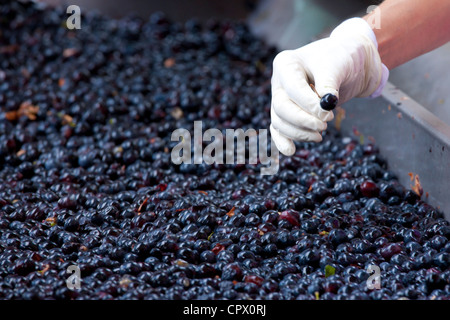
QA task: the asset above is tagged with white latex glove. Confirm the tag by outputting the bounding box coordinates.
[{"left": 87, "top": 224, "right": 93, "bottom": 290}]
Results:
[{"left": 270, "top": 18, "right": 389, "bottom": 156}]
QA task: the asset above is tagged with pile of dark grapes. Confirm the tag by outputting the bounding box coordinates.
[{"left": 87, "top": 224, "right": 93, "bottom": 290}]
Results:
[{"left": 0, "top": 1, "right": 448, "bottom": 300}]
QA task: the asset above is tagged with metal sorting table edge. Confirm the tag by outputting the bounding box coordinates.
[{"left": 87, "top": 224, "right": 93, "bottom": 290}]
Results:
[{"left": 337, "top": 81, "right": 450, "bottom": 221}]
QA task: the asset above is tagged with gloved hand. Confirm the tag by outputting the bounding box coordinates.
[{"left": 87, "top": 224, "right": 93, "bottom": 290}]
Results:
[{"left": 270, "top": 17, "right": 389, "bottom": 156}]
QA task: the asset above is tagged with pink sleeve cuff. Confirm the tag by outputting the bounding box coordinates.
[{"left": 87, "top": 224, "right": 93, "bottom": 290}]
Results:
[{"left": 369, "top": 63, "right": 389, "bottom": 98}]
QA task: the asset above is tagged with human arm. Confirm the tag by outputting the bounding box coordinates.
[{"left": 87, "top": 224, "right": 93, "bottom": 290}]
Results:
[
  {"left": 365, "top": 0, "right": 450, "bottom": 70},
  {"left": 271, "top": 0, "right": 450, "bottom": 156}
]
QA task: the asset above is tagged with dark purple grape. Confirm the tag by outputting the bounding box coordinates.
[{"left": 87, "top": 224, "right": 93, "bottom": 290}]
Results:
[
  {"left": 320, "top": 94, "right": 338, "bottom": 111},
  {"left": 0, "top": 1, "right": 447, "bottom": 301},
  {"left": 360, "top": 180, "right": 379, "bottom": 198}
]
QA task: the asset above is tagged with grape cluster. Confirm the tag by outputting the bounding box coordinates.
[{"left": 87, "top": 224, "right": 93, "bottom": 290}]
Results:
[{"left": 0, "top": 1, "right": 448, "bottom": 300}]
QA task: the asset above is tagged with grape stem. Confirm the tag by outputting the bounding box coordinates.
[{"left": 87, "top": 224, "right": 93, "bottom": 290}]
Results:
[{"left": 309, "top": 83, "right": 321, "bottom": 99}]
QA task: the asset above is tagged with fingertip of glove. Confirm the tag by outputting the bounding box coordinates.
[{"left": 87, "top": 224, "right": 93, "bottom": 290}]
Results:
[
  {"left": 270, "top": 124, "right": 296, "bottom": 156},
  {"left": 313, "top": 132, "right": 324, "bottom": 143},
  {"left": 319, "top": 109, "right": 334, "bottom": 122},
  {"left": 279, "top": 144, "right": 296, "bottom": 156}
]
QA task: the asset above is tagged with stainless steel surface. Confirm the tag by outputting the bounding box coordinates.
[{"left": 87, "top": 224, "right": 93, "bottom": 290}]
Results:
[
  {"left": 248, "top": 0, "right": 450, "bottom": 220},
  {"left": 341, "top": 83, "right": 450, "bottom": 220},
  {"left": 248, "top": 0, "right": 373, "bottom": 49},
  {"left": 388, "top": 43, "right": 450, "bottom": 126}
]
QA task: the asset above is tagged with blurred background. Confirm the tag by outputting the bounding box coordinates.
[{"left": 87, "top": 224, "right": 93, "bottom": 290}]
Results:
[{"left": 41, "top": 0, "right": 377, "bottom": 47}]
